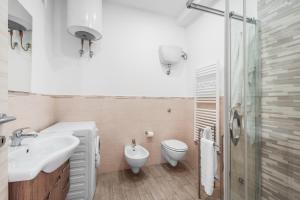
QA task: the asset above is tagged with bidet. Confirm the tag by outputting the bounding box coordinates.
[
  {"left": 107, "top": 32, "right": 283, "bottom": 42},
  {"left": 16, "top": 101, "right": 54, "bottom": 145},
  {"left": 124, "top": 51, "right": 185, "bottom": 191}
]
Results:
[{"left": 124, "top": 144, "right": 149, "bottom": 174}]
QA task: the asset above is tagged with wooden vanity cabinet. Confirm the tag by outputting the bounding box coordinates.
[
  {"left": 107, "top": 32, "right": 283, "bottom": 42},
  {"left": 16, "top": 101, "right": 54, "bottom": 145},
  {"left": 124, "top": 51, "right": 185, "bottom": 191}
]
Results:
[{"left": 9, "top": 160, "right": 70, "bottom": 200}]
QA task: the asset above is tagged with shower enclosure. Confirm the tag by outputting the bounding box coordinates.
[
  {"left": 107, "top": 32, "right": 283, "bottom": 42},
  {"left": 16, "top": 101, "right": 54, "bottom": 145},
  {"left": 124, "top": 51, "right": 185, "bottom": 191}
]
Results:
[
  {"left": 226, "top": 0, "right": 300, "bottom": 199},
  {"left": 224, "top": 0, "right": 261, "bottom": 199},
  {"left": 187, "top": 0, "right": 261, "bottom": 199},
  {"left": 188, "top": 0, "right": 300, "bottom": 199}
]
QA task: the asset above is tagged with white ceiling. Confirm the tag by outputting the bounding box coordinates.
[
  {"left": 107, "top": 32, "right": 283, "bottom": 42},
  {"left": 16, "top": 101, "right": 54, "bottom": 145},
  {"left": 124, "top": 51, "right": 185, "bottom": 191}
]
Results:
[{"left": 104, "top": 0, "right": 187, "bottom": 17}]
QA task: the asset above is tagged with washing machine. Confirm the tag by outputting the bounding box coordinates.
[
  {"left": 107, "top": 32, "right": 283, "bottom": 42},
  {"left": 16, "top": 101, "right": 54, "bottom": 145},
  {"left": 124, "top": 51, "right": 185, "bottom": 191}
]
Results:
[{"left": 41, "top": 121, "right": 100, "bottom": 200}]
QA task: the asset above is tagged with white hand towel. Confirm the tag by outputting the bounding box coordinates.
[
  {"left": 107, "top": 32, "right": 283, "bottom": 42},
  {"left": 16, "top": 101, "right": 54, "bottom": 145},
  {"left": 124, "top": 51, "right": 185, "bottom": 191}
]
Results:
[
  {"left": 200, "top": 134, "right": 212, "bottom": 185},
  {"left": 201, "top": 137, "right": 215, "bottom": 196}
]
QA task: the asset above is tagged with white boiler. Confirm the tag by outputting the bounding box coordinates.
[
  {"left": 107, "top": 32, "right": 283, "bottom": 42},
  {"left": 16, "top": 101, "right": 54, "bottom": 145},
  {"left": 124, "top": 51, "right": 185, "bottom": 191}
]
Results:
[{"left": 67, "top": 0, "right": 103, "bottom": 57}]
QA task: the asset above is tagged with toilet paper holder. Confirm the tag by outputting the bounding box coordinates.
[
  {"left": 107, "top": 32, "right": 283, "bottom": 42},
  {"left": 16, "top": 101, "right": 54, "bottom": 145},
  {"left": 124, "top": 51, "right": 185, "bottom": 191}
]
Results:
[{"left": 145, "top": 131, "right": 154, "bottom": 137}]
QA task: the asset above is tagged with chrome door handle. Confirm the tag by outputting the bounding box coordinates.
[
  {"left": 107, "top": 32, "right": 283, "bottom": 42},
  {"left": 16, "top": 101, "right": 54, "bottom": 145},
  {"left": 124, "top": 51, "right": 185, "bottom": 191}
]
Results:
[{"left": 229, "top": 109, "right": 242, "bottom": 146}]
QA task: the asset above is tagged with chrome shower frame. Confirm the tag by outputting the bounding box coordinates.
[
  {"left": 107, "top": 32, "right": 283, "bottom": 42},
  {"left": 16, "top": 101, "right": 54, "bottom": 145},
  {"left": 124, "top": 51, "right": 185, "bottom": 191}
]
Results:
[
  {"left": 186, "top": 0, "right": 256, "bottom": 24},
  {"left": 186, "top": 1, "right": 258, "bottom": 200}
]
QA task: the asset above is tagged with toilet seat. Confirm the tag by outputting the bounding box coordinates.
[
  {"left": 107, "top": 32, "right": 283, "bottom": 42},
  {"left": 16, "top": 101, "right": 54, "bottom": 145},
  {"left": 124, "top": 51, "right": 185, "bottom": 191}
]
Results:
[{"left": 161, "top": 140, "right": 188, "bottom": 152}]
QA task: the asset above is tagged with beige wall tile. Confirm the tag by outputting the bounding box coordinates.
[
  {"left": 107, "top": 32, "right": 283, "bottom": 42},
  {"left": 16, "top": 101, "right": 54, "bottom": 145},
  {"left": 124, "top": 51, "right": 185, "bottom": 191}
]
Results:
[
  {"left": 6, "top": 92, "right": 224, "bottom": 176},
  {"left": 54, "top": 96, "right": 195, "bottom": 173}
]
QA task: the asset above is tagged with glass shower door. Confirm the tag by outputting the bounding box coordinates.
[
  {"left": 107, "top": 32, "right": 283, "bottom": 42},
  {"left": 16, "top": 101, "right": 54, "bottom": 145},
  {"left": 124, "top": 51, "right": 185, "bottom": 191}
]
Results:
[
  {"left": 227, "top": 1, "right": 261, "bottom": 199},
  {"left": 244, "top": 16, "right": 261, "bottom": 200},
  {"left": 229, "top": 17, "right": 246, "bottom": 200}
]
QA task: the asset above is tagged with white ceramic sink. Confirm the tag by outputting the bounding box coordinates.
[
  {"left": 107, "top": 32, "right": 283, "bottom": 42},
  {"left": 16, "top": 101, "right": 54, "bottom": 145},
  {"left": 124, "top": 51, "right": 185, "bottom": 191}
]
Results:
[{"left": 8, "top": 134, "right": 79, "bottom": 182}]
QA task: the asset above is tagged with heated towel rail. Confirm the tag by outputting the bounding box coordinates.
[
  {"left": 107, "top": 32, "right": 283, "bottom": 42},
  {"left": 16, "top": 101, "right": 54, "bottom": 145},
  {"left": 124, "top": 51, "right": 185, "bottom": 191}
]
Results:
[
  {"left": 194, "top": 64, "right": 220, "bottom": 145},
  {"left": 194, "top": 63, "right": 220, "bottom": 199}
]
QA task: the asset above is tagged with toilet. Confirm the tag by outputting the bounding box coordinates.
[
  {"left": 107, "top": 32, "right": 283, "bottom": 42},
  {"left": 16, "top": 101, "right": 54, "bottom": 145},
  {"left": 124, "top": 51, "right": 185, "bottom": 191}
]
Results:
[
  {"left": 161, "top": 139, "right": 188, "bottom": 167},
  {"left": 124, "top": 144, "right": 149, "bottom": 174}
]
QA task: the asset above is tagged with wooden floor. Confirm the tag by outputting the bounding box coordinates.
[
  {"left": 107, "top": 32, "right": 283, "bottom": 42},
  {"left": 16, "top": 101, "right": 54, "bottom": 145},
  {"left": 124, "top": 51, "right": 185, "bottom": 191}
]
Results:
[{"left": 94, "top": 162, "right": 220, "bottom": 200}]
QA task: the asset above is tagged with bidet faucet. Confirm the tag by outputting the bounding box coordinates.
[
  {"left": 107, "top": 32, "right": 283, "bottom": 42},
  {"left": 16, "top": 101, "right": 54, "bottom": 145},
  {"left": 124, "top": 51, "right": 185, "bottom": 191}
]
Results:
[
  {"left": 10, "top": 127, "right": 38, "bottom": 147},
  {"left": 132, "top": 139, "right": 136, "bottom": 148}
]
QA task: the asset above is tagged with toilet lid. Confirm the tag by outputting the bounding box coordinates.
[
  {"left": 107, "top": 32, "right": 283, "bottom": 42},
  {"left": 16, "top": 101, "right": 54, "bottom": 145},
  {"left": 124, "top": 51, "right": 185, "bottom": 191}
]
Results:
[{"left": 161, "top": 140, "right": 188, "bottom": 151}]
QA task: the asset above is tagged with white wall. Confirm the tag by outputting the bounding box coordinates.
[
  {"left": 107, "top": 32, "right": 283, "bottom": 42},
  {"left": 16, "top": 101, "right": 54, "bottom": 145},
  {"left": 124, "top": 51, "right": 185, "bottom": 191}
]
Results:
[
  {"left": 15, "top": 0, "right": 232, "bottom": 97},
  {"left": 38, "top": 1, "right": 191, "bottom": 97},
  {"left": 185, "top": 0, "right": 225, "bottom": 96}
]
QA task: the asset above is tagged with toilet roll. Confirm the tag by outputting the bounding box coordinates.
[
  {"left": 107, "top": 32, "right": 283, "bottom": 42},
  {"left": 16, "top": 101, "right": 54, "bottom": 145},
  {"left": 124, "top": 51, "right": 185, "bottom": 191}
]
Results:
[{"left": 145, "top": 131, "right": 154, "bottom": 138}]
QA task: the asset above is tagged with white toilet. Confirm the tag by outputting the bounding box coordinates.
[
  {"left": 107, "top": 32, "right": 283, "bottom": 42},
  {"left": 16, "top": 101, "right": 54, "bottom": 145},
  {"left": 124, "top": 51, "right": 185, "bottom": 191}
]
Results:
[
  {"left": 124, "top": 144, "right": 149, "bottom": 174},
  {"left": 161, "top": 139, "right": 188, "bottom": 167}
]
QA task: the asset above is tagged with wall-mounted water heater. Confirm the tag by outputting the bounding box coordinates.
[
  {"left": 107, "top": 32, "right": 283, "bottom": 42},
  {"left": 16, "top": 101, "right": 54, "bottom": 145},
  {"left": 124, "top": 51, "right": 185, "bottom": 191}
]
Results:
[{"left": 67, "top": 0, "right": 103, "bottom": 58}]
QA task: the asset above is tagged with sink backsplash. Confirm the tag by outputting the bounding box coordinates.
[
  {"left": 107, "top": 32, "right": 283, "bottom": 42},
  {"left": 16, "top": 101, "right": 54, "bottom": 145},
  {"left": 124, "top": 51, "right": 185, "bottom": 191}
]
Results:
[{"left": 3, "top": 91, "right": 56, "bottom": 134}]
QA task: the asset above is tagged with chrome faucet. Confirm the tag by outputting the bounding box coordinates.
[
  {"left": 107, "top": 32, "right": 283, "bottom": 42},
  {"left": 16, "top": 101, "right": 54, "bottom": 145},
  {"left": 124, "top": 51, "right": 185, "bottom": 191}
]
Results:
[
  {"left": 10, "top": 127, "right": 38, "bottom": 147},
  {"left": 132, "top": 139, "right": 136, "bottom": 148}
]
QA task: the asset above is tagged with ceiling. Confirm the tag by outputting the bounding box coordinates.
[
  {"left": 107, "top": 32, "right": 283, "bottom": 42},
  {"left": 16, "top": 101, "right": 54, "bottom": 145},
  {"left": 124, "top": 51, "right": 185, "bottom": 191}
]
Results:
[{"left": 104, "top": 0, "right": 187, "bottom": 17}]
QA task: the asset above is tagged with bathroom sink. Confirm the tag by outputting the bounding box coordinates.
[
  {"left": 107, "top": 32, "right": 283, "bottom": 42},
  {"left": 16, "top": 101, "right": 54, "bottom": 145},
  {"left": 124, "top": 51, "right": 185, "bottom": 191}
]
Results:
[{"left": 8, "top": 134, "right": 79, "bottom": 182}]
